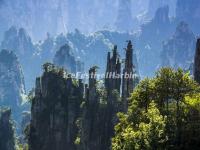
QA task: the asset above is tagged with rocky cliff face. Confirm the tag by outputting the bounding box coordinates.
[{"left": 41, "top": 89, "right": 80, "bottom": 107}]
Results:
[
  {"left": 0, "top": 49, "right": 26, "bottom": 122},
  {"left": 29, "top": 41, "right": 138, "bottom": 150},
  {"left": 0, "top": 108, "right": 16, "bottom": 150},
  {"left": 53, "top": 44, "right": 84, "bottom": 73},
  {"left": 80, "top": 67, "right": 109, "bottom": 150},
  {"left": 105, "top": 45, "right": 121, "bottom": 93},
  {"left": 29, "top": 64, "right": 83, "bottom": 150},
  {"left": 161, "top": 22, "right": 196, "bottom": 69},
  {"left": 80, "top": 49, "right": 121, "bottom": 150},
  {"left": 194, "top": 38, "right": 200, "bottom": 84}
]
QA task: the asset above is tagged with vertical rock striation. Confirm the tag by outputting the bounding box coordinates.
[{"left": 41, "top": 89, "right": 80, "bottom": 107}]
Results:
[
  {"left": 122, "top": 41, "right": 137, "bottom": 111},
  {"left": 105, "top": 45, "right": 121, "bottom": 94},
  {"left": 29, "top": 64, "right": 83, "bottom": 150}
]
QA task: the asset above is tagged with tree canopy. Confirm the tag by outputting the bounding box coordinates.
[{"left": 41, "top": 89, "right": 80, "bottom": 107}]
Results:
[{"left": 112, "top": 67, "right": 200, "bottom": 150}]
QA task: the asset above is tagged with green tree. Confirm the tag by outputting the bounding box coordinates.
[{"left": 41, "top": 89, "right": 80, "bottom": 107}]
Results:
[
  {"left": 180, "top": 93, "right": 200, "bottom": 149},
  {"left": 112, "top": 101, "right": 166, "bottom": 150},
  {"left": 112, "top": 67, "right": 200, "bottom": 149}
]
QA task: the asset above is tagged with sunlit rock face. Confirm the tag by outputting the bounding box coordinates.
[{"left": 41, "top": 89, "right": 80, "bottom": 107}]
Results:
[
  {"left": 176, "top": 0, "right": 200, "bottom": 34},
  {"left": 161, "top": 22, "right": 196, "bottom": 69},
  {"left": 0, "top": 50, "right": 26, "bottom": 122}
]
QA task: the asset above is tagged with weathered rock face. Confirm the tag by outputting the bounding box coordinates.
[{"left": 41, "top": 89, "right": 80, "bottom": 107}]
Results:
[
  {"left": 0, "top": 108, "right": 16, "bottom": 150},
  {"left": 53, "top": 44, "right": 84, "bottom": 73},
  {"left": 161, "top": 22, "right": 196, "bottom": 69},
  {"left": 29, "top": 64, "right": 83, "bottom": 150},
  {"left": 0, "top": 50, "right": 26, "bottom": 122},
  {"left": 176, "top": 0, "right": 200, "bottom": 34},
  {"left": 194, "top": 38, "right": 200, "bottom": 84}
]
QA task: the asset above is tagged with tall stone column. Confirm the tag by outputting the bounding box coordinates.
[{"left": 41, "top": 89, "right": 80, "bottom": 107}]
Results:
[
  {"left": 122, "top": 41, "right": 134, "bottom": 112},
  {"left": 105, "top": 45, "right": 121, "bottom": 95}
]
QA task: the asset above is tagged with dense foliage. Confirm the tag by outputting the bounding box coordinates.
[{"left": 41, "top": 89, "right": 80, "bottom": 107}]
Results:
[{"left": 112, "top": 68, "right": 200, "bottom": 150}]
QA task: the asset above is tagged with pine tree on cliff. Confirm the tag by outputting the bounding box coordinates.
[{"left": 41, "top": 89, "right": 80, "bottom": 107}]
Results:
[
  {"left": 194, "top": 38, "right": 200, "bottom": 84},
  {"left": 115, "top": 0, "right": 133, "bottom": 32}
]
